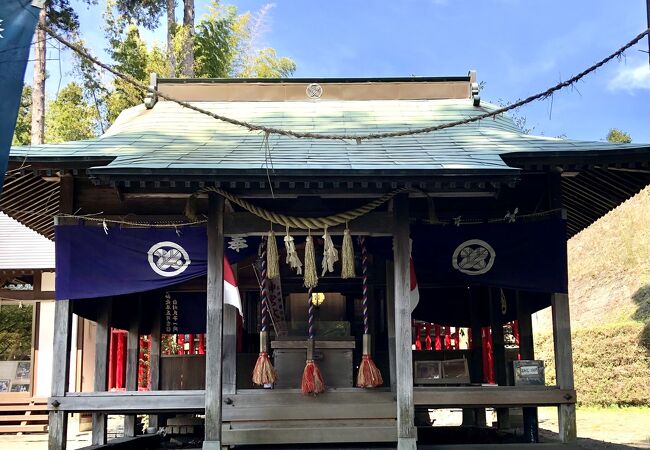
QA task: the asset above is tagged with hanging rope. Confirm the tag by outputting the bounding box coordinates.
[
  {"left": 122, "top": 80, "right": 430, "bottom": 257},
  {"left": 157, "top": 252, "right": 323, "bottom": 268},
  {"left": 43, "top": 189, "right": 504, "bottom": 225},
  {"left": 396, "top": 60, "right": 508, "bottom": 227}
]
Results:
[
  {"left": 302, "top": 287, "right": 326, "bottom": 394},
  {"left": 39, "top": 23, "right": 650, "bottom": 142},
  {"left": 252, "top": 237, "right": 278, "bottom": 386},
  {"left": 361, "top": 236, "right": 369, "bottom": 335},
  {"left": 356, "top": 236, "right": 383, "bottom": 388}
]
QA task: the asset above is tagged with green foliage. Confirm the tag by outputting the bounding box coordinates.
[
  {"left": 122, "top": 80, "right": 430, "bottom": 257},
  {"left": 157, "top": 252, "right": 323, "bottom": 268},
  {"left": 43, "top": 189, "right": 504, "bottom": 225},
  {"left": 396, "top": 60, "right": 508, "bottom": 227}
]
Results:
[
  {"left": 114, "top": 0, "right": 165, "bottom": 30},
  {"left": 193, "top": 1, "right": 296, "bottom": 79},
  {"left": 193, "top": 5, "right": 238, "bottom": 78},
  {"left": 0, "top": 305, "right": 33, "bottom": 361},
  {"left": 238, "top": 48, "right": 296, "bottom": 78},
  {"left": 535, "top": 322, "right": 650, "bottom": 407},
  {"left": 12, "top": 86, "right": 32, "bottom": 146},
  {"left": 607, "top": 128, "right": 632, "bottom": 144},
  {"left": 104, "top": 9, "right": 170, "bottom": 123},
  {"left": 45, "top": 82, "right": 98, "bottom": 142}
]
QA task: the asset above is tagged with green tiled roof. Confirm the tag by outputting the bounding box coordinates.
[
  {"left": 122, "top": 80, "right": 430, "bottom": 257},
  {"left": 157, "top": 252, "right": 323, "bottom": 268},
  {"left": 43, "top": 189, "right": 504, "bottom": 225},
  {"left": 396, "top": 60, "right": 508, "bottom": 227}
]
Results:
[{"left": 9, "top": 99, "right": 642, "bottom": 173}]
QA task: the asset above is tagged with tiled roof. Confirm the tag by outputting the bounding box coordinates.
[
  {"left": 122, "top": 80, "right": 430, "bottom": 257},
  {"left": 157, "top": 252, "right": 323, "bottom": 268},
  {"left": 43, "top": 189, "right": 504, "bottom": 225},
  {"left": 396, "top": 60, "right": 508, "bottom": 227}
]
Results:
[
  {"left": 0, "top": 212, "right": 55, "bottom": 269},
  {"left": 10, "top": 99, "right": 642, "bottom": 173}
]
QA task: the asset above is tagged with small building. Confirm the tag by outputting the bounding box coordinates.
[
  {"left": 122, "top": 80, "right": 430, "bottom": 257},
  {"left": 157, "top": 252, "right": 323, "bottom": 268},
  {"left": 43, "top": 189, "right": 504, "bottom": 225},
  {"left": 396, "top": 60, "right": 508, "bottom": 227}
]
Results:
[
  {"left": 0, "top": 212, "right": 56, "bottom": 433},
  {"left": 3, "top": 73, "right": 650, "bottom": 449}
]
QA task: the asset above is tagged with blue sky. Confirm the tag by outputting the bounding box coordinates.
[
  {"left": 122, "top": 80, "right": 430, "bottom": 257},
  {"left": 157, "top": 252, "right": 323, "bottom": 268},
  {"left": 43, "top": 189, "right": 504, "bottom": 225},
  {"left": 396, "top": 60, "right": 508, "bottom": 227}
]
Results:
[{"left": 36, "top": 0, "right": 650, "bottom": 142}]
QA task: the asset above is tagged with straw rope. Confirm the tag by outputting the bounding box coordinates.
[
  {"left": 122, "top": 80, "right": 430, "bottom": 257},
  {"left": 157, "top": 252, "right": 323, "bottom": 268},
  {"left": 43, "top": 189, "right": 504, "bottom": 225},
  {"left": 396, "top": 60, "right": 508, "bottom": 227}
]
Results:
[{"left": 189, "top": 186, "right": 410, "bottom": 229}]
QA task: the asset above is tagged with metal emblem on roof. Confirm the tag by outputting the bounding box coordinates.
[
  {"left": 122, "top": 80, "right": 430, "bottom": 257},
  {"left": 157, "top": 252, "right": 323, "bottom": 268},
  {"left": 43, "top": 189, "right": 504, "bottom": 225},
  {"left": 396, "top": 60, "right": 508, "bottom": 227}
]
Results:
[
  {"left": 147, "top": 241, "right": 191, "bottom": 277},
  {"left": 452, "top": 239, "right": 495, "bottom": 275},
  {"left": 306, "top": 83, "right": 323, "bottom": 99}
]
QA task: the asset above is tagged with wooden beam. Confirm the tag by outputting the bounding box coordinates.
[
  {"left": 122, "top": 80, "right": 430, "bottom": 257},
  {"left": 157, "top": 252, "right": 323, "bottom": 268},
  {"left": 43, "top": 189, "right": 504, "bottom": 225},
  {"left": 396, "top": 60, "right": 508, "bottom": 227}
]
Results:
[
  {"left": 123, "top": 300, "right": 140, "bottom": 437},
  {"left": 0, "top": 289, "right": 56, "bottom": 301},
  {"left": 552, "top": 293, "right": 577, "bottom": 443},
  {"left": 48, "top": 298, "right": 72, "bottom": 450},
  {"left": 92, "top": 300, "right": 111, "bottom": 446},
  {"left": 59, "top": 174, "right": 74, "bottom": 215},
  {"left": 392, "top": 194, "right": 417, "bottom": 450},
  {"left": 385, "top": 261, "right": 396, "bottom": 393},
  {"left": 223, "top": 305, "right": 237, "bottom": 395},
  {"left": 204, "top": 192, "right": 225, "bottom": 450},
  {"left": 413, "top": 386, "right": 576, "bottom": 407}
]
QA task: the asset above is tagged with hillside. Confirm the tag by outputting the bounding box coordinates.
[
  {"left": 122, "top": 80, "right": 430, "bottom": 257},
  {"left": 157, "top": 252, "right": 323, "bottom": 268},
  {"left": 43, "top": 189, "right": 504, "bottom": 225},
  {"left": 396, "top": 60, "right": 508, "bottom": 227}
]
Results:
[
  {"left": 534, "top": 184, "right": 650, "bottom": 406},
  {"left": 535, "top": 185, "right": 650, "bottom": 330}
]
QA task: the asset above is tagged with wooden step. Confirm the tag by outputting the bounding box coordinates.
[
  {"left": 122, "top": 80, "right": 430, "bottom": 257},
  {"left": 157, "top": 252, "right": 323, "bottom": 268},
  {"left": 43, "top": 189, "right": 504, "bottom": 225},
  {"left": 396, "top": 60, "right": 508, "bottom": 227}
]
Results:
[
  {"left": 0, "top": 414, "right": 49, "bottom": 422},
  {"left": 0, "top": 424, "right": 48, "bottom": 433},
  {"left": 0, "top": 404, "right": 48, "bottom": 412}
]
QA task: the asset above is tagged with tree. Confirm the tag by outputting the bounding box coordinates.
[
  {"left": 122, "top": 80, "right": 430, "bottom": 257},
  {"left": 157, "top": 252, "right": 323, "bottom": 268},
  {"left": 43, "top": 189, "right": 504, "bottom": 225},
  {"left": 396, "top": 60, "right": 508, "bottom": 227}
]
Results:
[
  {"left": 45, "top": 82, "right": 98, "bottom": 142},
  {"left": 12, "top": 86, "right": 33, "bottom": 146},
  {"left": 31, "top": 0, "right": 96, "bottom": 145},
  {"left": 606, "top": 128, "right": 632, "bottom": 144},
  {"left": 238, "top": 48, "right": 296, "bottom": 78},
  {"left": 0, "top": 305, "right": 33, "bottom": 361}
]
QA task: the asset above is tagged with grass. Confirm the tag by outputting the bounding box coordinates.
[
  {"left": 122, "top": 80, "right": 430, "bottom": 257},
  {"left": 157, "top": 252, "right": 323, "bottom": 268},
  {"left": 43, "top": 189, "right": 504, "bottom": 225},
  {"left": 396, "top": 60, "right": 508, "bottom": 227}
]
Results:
[{"left": 535, "top": 321, "right": 650, "bottom": 407}]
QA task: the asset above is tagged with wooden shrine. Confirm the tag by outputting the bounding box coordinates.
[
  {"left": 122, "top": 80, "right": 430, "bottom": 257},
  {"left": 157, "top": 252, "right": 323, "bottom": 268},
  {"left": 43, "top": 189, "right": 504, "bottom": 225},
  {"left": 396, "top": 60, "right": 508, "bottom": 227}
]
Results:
[{"left": 3, "top": 74, "right": 650, "bottom": 449}]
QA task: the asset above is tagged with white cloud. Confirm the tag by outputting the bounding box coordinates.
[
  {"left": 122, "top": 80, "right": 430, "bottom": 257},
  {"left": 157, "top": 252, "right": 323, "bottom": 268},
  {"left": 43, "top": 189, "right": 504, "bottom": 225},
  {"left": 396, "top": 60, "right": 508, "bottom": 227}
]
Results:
[{"left": 608, "top": 62, "right": 650, "bottom": 93}]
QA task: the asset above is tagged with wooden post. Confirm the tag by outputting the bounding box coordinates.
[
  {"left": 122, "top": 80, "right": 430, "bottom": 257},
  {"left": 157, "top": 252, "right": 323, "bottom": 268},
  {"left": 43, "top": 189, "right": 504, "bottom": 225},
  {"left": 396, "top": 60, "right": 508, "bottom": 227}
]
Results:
[
  {"left": 392, "top": 194, "right": 417, "bottom": 450},
  {"left": 148, "top": 304, "right": 161, "bottom": 429},
  {"left": 385, "top": 260, "right": 396, "bottom": 392},
  {"left": 92, "top": 299, "right": 112, "bottom": 446},
  {"left": 552, "top": 293, "right": 577, "bottom": 443},
  {"left": 48, "top": 299, "right": 73, "bottom": 450},
  {"left": 489, "top": 288, "right": 509, "bottom": 429},
  {"left": 204, "top": 193, "right": 225, "bottom": 450},
  {"left": 124, "top": 299, "right": 141, "bottom": 437},
  {"left": 223, "top": 304, "right": 237, "bottom": 394},
  {"left": 517, "top": 292, "right": 539, "bottom": 442},
  {"left": 468, "top": 288, "right": 486, "bottom": 426}
]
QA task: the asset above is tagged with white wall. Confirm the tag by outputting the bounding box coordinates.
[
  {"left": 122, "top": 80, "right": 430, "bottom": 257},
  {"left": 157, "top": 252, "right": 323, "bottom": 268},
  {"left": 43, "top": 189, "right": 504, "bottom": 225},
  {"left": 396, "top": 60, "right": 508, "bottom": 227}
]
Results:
[
  {"left": 35, "top": 301, "right": 54, "bottom": 397},
  {"left": 35, "top": 301, "right": 78, "bottom": 397}
]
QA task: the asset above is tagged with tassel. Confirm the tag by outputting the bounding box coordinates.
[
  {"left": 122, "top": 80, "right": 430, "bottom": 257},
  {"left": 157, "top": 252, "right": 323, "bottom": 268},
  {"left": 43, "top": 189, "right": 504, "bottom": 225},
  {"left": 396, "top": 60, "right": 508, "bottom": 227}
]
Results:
[
  {"left": 357, "top": 355, "right": 384, "bottom": 388},
  {"left": 284, "top": 230, "right": 303, "bottom": 275},
  {"left": 252, "top": 332, "right": 277, "bottom": 386},
  {"left": 301, "top": 360, "right": 326, "bottom": 395},
  {"left": 357, "top": 330, "right": 383, "bottom": 388},
  {"left": 303, "top": 235, "right": 318, "bottom": 288},
  {"left": 341, "top": 227, "right": 356, "bottom": 279},
  {"left": 184, "top": 193, "right": 200, "bottom": 221},
  {"left": 301, "top": 338, "right": 325, "bottom": 395},
  {"left": 266, "top": 229, "right": 280, "bottom": 279},
  {"left": 321, "top": 226, "right": 339, "bottom": 276}
]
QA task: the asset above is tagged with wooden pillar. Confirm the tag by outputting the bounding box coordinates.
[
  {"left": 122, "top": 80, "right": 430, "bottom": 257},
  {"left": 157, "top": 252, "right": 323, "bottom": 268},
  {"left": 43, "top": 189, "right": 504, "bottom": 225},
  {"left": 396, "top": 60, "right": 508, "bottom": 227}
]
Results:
[
  {"left": 148, "top": 304, "right": 161, "bottom": 429},
  {"left": 469, "top": 288, "right": 486, "bottom": 426},
  {"left": 48, "top": 299, "right": 73, "bottom": 450},
  {"left": 92, "top": 300, "right": 112, "bottom": 446},
  {"left": 552, "top": 293, "right": 577, "bottom": 443},
  {"left": 223, "top": 304, "right": 237, "bottom": 394},
  {"left": 124, "top": 299, "right": 141, "bottom": 437},
  {"left": 489, "top": 288, "right": 509, "bottom": 429},
  {"left": 385, "top": 260, "right": 396, "bottom": 392},
  {"left": 204, "top": 193, "right": 225, "bottom": 450},
  {"left": 392, "top": 194, "right": 417, "bottom": 449},
  {"left": 517, "top": 292, "right": 539, "bottom": 442}
]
